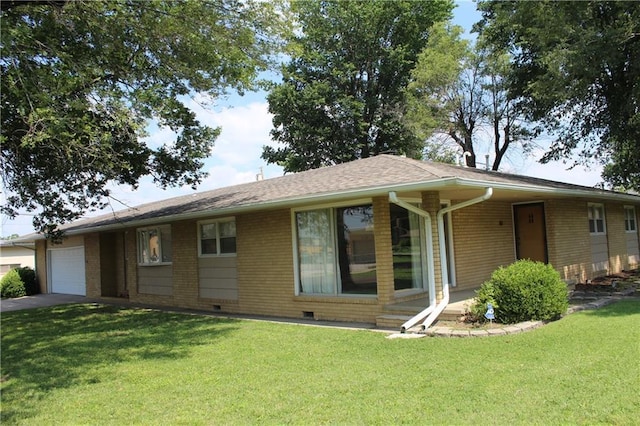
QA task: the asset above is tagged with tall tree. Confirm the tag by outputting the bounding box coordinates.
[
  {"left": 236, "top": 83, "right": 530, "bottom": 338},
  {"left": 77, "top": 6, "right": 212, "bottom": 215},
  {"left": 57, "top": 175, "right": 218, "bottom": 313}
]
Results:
[
  {"left": 405, "top": 22, "right": 534, "bottom": 170},
  {"left": 476, "top": 0, "right": 640, "bottom": 190},
  {"left": 1, "top": 0, "right": 288, "bottom": 238},
  {"left": 262, "top": 0, "right": 453, "bottom": 173}
]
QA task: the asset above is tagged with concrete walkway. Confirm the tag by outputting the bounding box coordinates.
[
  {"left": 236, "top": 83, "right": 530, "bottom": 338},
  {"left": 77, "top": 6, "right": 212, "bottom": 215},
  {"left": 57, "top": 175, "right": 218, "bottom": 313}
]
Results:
[{"left": 0, "top": 293, "right": 91, "bottom": 312}]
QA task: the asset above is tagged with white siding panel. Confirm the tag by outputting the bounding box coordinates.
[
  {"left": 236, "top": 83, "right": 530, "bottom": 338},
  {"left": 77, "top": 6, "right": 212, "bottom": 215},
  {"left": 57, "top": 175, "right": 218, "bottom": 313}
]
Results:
[
  {"left": 590, "top": 234, "right": 609, "bottom": 274},
  {"left": 627, "top": 233, "right": 640, "bottom": 267},
  {"left": 199, "top": 267, "right": 238, "bottom": 280},
  {"left": 138, "top": 265, "right": 173, "bottom": 295},
  {"left": 200, "top": 288, "right": 238, "bottom": 300},
  {"left": 199, "top": 256, "right": 237, "bottom": 300}
]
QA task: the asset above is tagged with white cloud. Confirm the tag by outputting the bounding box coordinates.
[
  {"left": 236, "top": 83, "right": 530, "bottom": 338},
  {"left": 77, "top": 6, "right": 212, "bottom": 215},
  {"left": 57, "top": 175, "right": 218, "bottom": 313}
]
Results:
[
  {"left": 200, "top": 102, "right": 277, "bottom": 168},
  {"left": 103, "top": 100, "right": 282, "bottom": 208}
]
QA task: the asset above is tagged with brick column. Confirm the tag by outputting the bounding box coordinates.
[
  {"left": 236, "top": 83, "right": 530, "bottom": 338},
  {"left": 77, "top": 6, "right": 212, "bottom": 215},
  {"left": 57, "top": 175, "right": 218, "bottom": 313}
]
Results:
[
  {"left": 421, "top": 191, "right": 442, "bottom": 301},
  {"left": 124, "top": 229, "right": 139, "bottom": 301},
  {"left": 171, "top": 219, "right": 200, "bottom": 308},
  {"left": 84, "top": 233, "right": 101, "bottom": 298},
  {"left": 35, "top": 240, "right": 47, "bottom": 293},
  {"left": 373, "top": 196, "right": 394, "bottom": 304}
]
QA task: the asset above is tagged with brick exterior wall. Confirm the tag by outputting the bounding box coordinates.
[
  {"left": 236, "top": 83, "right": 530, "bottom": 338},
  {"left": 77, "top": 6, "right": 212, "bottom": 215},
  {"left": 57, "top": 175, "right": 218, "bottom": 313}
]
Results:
[
  {"left": 124, "top": 229, "right": 142, "bottom": 301},
  {"left": 544, "top": 199, "right": 592, "bottom": 283},
  {"left": 84, "top": 232, "right": 101, "bottom": 298},
  {"left": 451, "top": 200, "right": 515, "bottom": 290},
  {"left": 170, "top": 219, "right": 200, "bottom": 309},
  {"left": 35, "top": 239, "right": 47, "bottom": 293},
  {"left": 33, "top": 193, "right": 640, "bottom": 325},
  {"left": 235, "top": 208, "right": 296, "bottom": 316},
  {"left": 372, "top": 196, "right": 394, "bottom": 304}
]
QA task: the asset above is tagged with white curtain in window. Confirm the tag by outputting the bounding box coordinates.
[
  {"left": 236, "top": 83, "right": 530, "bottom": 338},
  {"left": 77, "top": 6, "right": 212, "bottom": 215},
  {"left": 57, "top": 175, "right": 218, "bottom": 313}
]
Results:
[
  {"left": 409, "top": 211, "right": 423, "bottom": 289},
  {"left": 297, "top": 209, "right": 336, "bottom": 294}
]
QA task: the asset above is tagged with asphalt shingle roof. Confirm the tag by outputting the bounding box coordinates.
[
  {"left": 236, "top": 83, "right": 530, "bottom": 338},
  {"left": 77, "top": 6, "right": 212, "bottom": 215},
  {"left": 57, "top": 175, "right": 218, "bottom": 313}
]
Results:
[{"left": 51, "top": 155, "right": 638, "bottom": 233}]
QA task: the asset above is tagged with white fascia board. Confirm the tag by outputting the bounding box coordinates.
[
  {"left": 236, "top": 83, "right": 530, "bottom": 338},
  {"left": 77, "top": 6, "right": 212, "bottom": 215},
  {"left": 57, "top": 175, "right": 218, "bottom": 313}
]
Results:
[{"left": 455, "top": 178, "right": 640, "bottom": 203}]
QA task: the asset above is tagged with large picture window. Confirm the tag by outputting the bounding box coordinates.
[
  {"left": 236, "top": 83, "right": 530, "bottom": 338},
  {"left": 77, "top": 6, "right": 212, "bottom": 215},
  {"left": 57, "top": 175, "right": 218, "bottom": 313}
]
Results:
[
  {"left": 295, "top": 204, "right": 376, "bottom": 295},
  {"left": 138, "top": 225, "right": 172, "bottom": 265},
  {"left": 199, "top": 218, "right": 236, "bottom": 256}
]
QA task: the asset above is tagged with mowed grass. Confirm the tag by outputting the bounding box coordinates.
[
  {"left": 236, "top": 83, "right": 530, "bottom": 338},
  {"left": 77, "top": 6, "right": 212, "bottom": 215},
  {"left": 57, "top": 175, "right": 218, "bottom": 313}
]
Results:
[{"left": 2, "top": 301, "right": 639, "bottom": 425}]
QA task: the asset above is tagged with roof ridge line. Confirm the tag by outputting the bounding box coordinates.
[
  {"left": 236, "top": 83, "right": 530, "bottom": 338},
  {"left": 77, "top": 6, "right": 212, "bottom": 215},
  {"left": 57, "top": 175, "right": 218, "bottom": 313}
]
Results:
[{"left": 383, "top": 155, "right": 450, "bottom": 178}]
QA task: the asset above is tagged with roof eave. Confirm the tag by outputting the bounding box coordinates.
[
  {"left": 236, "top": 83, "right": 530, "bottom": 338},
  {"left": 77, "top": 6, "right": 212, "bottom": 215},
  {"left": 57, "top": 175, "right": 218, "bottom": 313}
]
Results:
[
  {"left": 23, "top": 176, "right": 640, "bottom": 241},
  {"left": 456, "top": 178, "right": 640, "bottom": 202},
  {"left": 29, "top": 177, "right": 461, "bottom": 239}
]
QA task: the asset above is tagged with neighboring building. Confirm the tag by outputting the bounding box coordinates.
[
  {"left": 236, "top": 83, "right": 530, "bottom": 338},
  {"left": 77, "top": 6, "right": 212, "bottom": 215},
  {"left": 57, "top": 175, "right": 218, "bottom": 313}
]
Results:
[
  {"left": 0, "top": 241, "right": 35, "bottom": 278},
  {"left": 22, "top": 155, "right": 640, "bottom": 327}
]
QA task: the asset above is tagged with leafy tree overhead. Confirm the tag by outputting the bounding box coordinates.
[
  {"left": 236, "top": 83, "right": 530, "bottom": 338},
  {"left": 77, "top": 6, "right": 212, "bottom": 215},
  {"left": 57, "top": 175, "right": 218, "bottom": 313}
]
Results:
[
  {"left": 476, "top": 0, "right": 640, "bottom": 190},
  {"left": 262, "top": 0, "right": 454, "bottom": 173},
  {"left": 1, "top": 0, "right": 288, "bottom": 239},
  {"left": 405, "top": 22, "right": 535, "bottom": 170}
]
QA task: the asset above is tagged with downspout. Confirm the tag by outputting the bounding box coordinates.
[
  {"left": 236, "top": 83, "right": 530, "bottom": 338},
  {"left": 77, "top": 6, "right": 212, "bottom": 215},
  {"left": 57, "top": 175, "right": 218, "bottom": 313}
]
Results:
[
  {"left": 420, "top": 187, "right": 493, "bottom": 330},
  {"left": 388, "top": 192, "right": 436, "bottom": 332}
]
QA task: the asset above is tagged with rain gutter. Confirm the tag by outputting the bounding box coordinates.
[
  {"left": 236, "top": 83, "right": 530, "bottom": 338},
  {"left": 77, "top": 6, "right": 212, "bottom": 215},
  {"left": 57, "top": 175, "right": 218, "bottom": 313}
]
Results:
[
  {"left": 388, "top": 192, "right": 436, "bottom": 333},
  {"left": 420, "top": 187, "right": 494, "bottom": 330}
]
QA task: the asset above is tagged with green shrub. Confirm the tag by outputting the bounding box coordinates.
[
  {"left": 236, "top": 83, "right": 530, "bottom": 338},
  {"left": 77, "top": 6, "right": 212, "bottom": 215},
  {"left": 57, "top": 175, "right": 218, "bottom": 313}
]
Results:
[
  {"left": 16, "top": 266, "right": 39, "bottom": 295},
  {"left": 468, "top": 280, "right": 497, "bottom": 322},
  {"left": 1, "top": 269, "right": 27, "bottom": 298},
  {"left": 470, "top": 260, "right": 569, "bottom": 324}
]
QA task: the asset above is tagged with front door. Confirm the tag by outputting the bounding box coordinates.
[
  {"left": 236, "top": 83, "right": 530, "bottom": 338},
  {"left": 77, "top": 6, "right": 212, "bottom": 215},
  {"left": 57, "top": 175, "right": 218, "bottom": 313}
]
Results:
[{"left": 513, "top": 203, "right": 548, "bottom": 263}]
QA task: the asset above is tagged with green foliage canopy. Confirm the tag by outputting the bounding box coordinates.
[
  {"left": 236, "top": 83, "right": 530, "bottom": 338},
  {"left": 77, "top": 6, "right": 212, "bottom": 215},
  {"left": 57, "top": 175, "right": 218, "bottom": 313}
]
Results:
[
  {"left": 1, "top": 0, "right": 287, "bottom": 238},
  {"left": 406, "top": 22, "right": 536, "bottom": 170},
  {"left": 476, "top": 0, "right": 640, "bottom": 190},
  {"left": 262, "top": 0, "right": 454, "bottom": 173}
]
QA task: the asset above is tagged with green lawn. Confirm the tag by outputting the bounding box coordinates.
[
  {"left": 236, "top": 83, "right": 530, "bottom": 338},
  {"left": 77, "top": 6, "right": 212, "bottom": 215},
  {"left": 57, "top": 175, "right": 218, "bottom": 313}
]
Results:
[{"left": 2, "top": 300, "right": 639, "bottom": 425}]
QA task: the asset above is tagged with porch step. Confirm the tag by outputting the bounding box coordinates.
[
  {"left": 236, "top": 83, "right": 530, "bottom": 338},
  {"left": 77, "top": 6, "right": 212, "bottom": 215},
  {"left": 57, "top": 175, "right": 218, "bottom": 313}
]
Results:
[
  {"left": 376, "top": 307, "right": 467, "bottom": 330},
  {"left": 376, "top": 314, "right": 411, "bottom": 329},
  {"left": 437, "top": 310, "right": 465, "bottom": 321}
]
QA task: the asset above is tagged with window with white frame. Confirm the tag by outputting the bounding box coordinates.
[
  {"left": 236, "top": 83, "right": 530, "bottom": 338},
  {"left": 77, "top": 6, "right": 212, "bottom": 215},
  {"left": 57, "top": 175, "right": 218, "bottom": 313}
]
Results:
[
  {"left": 137, "top": 225, "right": 172, "bottom": 264},
  {"left": 295, "top": 203, "right": 377, "bottom": 296},
  {"left": 198, "top": 218, "right": 236, "bottom": 256},
  {"left": 588, "top": 203, "right": 606, "bottom": 234},
  {"left": 624, "top": 206, "right": 637, "bottom": 232}
]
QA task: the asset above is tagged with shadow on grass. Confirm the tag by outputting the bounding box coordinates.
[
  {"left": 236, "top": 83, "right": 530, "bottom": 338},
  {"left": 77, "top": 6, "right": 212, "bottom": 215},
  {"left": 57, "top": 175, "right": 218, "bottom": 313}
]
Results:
[{"left": 1, "top": 304, "right": 240, "bottom": 423}]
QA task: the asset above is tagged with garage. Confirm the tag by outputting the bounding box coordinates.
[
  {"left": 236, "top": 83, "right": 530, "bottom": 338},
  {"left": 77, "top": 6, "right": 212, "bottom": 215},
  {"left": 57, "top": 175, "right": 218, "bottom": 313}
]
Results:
[{"left": 49, "top": 247, "right": 86, "bottom": 295}]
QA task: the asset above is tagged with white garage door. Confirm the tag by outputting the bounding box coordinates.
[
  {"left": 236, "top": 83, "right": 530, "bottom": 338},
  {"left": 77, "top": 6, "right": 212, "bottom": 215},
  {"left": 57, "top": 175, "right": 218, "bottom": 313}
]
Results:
[{"left": 49, "top": 247, "right": 86, "bottom": 296}]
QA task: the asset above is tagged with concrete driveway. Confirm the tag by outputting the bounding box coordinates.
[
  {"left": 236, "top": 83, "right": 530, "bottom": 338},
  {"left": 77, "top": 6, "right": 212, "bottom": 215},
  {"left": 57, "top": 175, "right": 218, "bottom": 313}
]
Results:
[{"left": 0, "top": 294, "right": 90, "bottom": 312}]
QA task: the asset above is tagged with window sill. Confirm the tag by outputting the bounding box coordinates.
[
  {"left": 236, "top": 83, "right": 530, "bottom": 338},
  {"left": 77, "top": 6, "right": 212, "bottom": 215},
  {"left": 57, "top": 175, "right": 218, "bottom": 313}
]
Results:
[
  {"left": 294, "top": 294, "right": 378, "bottom": 304},
  {"left": 394, "top": 288, "right": 427, "bottom": 298},
  {"left": 137, "top": 262, "right": 172, "bottom": 267}
]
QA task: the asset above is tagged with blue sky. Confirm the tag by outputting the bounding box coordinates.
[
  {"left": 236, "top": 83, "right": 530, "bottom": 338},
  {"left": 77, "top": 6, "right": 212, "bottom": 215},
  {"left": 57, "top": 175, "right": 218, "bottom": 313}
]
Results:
[{"left": 1, "top": 1, "right": 603, "bottom": 237}]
